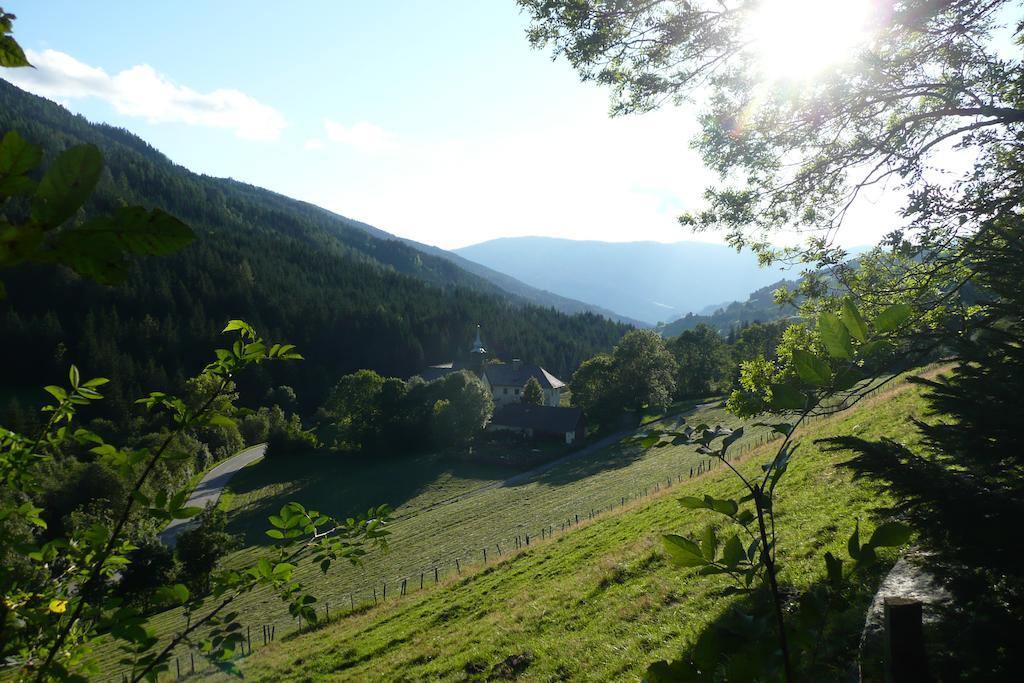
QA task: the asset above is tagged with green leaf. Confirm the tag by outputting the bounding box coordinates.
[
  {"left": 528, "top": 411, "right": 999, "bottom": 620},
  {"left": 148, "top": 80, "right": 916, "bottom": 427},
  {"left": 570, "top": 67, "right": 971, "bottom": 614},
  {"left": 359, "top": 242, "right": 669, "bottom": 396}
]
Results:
[
  {"left": 709, "top": 497, "right": 739, "bottom": 518},
  {"left": 0, "top": 173, "right": 35, "bottom": 196},
  {"left": 265, "top": 529, "right": 284, "bottom": 539},
  {"left": 206, "top": 414, "right": 236, "bottom": 429},
  {"left": 0, "top": 33, "right": 31, "bottom": 68},
  {"left": 700, "top": 525, "right": 718, "bottom": 561},
  {"left": 0, "top": 130, "right": 41, "bottom": 176},
  {"left": 51, "top": 207, "right": 194, "bottom": 284},
  {"left": 874, "top": 304, "right": 912, "bottom": 334},
  {"left": 818, "top": 311, "right": 853, "bottom": 359},
  {"left": 43, "top": 385, "right": 67, "bottom": 402},
  {"left": 841, "top": 299, "right": 869, "bottom": 342},
  {"left": 174, "top": 506, "right": 202, "bottom": 520},
  {"left": 792, "top": 348, "right": 832, "bottom": 386},
  {"left": 722, "top": 535, "right": 744, "bottom": 568},
  {"left": 31, "top": 144, "right": 103, "bottom": 227},
  {"left": 769, "top": 383, "right": 805, "bottom": 410},
  {"left": 722, "top": 427, "right": 743, "bottom": 450},
  {"left": 678, "top": 496, "right": 708, "bottom": 510},
  {"left": 867, "top": 521, "right": 912, "bottom": 548},
  {"left": 256, "top": 558, "right": 273, "bottom": 578},
  {"left": 662, "top": 534, "right": 708, "bottom": 567}
]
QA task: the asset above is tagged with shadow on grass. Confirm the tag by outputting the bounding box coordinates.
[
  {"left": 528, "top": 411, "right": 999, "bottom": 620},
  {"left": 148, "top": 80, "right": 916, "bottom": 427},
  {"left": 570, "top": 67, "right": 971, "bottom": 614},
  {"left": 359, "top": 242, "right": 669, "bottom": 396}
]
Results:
[
  {"left": 820, "top": 435, "right": 1024, "bottom": 681},
  {"left": 225, "top": 450, "right": 517, "bottom": 547},
  {"left": 647, "top": 566, "right": 887, "bottom": 682}
]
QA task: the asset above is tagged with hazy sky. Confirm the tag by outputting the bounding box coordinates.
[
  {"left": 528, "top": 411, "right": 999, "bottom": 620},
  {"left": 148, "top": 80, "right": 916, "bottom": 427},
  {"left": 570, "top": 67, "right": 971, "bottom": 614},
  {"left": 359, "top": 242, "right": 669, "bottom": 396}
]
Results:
[{"left": 4, "top": 1, "right": 903, "bottom": 250}]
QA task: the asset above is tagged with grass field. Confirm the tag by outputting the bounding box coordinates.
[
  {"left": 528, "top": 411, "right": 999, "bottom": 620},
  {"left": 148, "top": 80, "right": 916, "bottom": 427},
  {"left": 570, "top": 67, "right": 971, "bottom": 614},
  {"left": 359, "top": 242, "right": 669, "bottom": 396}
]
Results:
[
  {"left": 88, "top": 398, "right": 778, "bottom": 678},
  {"left": 88, "top": 374, "right": 932, "bottom": 680},
  {"left": 198, "top": 375, "right": 936, "bottom": 682}
]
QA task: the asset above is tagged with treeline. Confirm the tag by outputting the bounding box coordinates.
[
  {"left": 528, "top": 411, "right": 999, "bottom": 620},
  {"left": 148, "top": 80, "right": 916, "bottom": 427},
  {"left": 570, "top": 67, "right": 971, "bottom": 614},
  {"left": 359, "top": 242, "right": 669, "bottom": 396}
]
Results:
[
  {"left": 571, "top": 321, "right": 790, "bottom": 425},
  {"left": 0, "top": 81, "right": 629, "bottom": 423},
  {"left": 314, "top": 369, "right": 493, "bottom": 453}
]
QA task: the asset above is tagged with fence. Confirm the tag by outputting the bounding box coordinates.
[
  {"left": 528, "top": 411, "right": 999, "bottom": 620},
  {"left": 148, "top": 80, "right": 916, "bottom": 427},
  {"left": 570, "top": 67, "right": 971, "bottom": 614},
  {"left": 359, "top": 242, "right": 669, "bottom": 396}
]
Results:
[{"left": 102, "top": 378, "right": 901, "bottom": 681}]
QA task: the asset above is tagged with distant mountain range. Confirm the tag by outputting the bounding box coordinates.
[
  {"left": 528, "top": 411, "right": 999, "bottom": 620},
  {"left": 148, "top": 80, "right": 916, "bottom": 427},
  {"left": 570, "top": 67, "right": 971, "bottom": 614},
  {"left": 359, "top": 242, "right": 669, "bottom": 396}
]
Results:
[
  {"left": 455, "top": 237, "right": 794, "bottom": 325},
  {"left": 335, "top": 217, "right": 645, "bottom": 326}
]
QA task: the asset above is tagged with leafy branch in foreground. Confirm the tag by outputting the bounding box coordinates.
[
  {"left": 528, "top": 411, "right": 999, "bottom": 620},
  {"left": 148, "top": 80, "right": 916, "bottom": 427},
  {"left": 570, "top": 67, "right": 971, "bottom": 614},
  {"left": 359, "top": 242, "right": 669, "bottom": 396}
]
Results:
[
  {"left": 633, "top": 300, "right": 914, "bottom": 682},
  {"left": 0, "top": 127, "right": 195, "bottom": 299},
  {"left": 0, "top": 320, "right": 390, "bottom": 682}
]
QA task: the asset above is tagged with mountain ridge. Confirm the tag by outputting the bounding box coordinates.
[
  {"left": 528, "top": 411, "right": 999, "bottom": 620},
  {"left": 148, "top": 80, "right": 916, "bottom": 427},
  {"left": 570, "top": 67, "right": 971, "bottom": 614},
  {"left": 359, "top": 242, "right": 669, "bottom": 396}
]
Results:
[{"left": 455, "top": 236, "right": 793, "bottom": 325}]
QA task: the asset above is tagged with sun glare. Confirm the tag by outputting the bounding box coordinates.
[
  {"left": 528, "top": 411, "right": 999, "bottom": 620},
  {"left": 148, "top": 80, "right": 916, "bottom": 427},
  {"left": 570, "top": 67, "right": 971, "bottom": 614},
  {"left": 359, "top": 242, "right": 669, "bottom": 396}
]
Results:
[{"left": 745, "top": 0, "right": 875, "bottom": 81}]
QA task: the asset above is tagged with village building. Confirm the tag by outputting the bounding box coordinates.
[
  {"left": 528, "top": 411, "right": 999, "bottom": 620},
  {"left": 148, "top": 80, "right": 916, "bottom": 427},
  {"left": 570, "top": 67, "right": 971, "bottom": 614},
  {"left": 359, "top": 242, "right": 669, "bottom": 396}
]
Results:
[
  {"left": 418, "top": 325, "right": 583, "bottom": 443},
  {"left": 487, "top": 404, "right": 585, "bottom": 445},
  {"left": 420, "top": 325, "right": 566, "bottom": 407}
]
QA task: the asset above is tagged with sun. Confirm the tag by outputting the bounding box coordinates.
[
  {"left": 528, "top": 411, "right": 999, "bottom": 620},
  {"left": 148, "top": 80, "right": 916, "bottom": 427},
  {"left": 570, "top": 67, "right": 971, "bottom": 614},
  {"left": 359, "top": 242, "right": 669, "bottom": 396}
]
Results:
[{"left": 745, "top": 0, "right": 875, "bottom": 81}]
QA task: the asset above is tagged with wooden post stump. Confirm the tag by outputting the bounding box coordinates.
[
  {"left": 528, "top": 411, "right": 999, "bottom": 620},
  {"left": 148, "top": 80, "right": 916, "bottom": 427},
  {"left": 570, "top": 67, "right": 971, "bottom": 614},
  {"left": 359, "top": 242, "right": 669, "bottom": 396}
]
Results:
[{"left": 884, "top": 597, "right": 930, "bottom": 683}]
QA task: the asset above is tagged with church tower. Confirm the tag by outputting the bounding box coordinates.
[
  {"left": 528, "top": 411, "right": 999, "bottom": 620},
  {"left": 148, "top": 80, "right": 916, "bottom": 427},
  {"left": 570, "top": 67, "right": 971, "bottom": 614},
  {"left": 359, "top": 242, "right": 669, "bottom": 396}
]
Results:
[{"left": 469, "top": 324, "right": 487, "bottom": 374}]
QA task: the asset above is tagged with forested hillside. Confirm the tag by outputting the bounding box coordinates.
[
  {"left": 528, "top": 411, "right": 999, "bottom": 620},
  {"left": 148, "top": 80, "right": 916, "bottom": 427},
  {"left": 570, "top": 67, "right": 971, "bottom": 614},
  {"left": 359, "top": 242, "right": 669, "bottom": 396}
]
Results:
[
  {"left": 0, "top": 81, "right": 629, "bottom": 418},
  {"left": 656, "top": 279, "right": 799, "bottom": 337}
]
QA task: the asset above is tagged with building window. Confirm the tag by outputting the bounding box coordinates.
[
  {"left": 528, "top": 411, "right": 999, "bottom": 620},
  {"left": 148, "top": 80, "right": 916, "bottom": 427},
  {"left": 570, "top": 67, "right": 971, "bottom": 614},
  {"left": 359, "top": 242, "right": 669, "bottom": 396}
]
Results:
[
  {"left": 515, "top": 388, "right": 520, "bottom": 395},
  {"left": 503, "top": 388, "right": 508, "bottom": 395}
]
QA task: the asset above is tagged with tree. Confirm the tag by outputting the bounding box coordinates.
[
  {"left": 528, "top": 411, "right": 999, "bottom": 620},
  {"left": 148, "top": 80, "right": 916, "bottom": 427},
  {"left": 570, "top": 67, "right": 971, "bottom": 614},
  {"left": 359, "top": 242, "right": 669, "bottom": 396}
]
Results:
[
  {"left": 570, "top": 352, "right": 619, "bottom": 423},
  {"left": 0, "top": 17, "right": 392, "bottom": 680},
  {"left": 174, "top": 505, "right": 237, "bottom": 596},
  {"left": 322, "top": 370, "right": 386, "bottom": 449},
  {"left": 667, "top": 324, "right": 729, "bottom": 398},
  {"left": 427, "top": 370, "right": 494, "bottom": 447},
  {"left": 519, "top": 0, "right": 1022, "bottom": 327},
  {"left": 611, "top": 329, "right": 677, "bottom": 411},
  {"left": 522, "top": 376, "right": 544, "bottom": 405}
]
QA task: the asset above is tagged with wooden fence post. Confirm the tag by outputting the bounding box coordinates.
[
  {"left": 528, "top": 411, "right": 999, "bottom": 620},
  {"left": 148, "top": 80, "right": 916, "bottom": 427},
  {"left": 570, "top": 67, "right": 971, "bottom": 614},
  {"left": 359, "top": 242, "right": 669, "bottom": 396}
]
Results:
[
  {"left": 191, "top": 651, "right": 195, "bottom": 673},
  {"left": 421, "top": 572, "right": 425, "bottom": 589},
  {"left": 176, "top": 656, "right": 181, "bottom": 679},
  {"left": 456, "top": 558, "right": 461, "bottom": 574},
  {"left": 434, "top": 566, "right": 439, "bottom": 583},
  {"left": 884, "top": 597, "right": 930, "bottom": 682}
]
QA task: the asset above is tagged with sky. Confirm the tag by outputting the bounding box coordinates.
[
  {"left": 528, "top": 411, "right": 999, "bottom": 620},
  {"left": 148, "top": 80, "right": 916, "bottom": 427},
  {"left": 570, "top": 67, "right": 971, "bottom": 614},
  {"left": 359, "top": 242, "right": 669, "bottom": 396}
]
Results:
[{"left": 3, "top": 1, "right": 903, "bottom": 250}]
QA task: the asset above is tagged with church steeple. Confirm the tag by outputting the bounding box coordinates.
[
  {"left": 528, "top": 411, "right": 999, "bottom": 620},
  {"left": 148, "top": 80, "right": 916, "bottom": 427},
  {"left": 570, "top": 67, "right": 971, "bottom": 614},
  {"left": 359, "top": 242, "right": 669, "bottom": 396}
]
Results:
[
  {"left": 469, "top": 324, "right": 487, "bottom": 373},
  {"left": 470, "top": 324, "right": 486, "bottom": 355}
]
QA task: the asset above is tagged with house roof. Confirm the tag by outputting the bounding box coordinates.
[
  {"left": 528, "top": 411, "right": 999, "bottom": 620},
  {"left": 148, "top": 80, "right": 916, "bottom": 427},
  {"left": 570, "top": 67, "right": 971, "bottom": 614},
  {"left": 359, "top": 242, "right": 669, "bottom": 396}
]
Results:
[
  {"left": 489, "top": 404, "right": 583, "bottom": 434},
  {"left": 484, "top": 363, "right": 565, "bottom": 390}
]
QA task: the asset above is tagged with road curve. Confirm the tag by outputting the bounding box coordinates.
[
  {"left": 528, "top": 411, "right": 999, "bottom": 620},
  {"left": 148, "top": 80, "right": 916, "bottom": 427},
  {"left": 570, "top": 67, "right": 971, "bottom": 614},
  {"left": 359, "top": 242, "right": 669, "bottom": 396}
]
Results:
[{"left": 159, "top": 443, "right": 267, "bottom": 547}]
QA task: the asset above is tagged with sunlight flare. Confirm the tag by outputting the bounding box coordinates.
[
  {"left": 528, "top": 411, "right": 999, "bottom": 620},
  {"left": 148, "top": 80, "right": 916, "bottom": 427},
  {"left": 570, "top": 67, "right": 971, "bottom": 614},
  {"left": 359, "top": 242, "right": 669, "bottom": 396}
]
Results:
[{"left": 745, "top": 0, "right": 876, "bottom": 80}]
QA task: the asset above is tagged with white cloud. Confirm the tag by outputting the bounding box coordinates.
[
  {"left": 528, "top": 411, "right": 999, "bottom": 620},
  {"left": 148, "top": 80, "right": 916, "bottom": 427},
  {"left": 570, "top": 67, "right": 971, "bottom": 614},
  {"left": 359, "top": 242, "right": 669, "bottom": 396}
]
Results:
[
  {"left": 3, "top": 49, "right": 286, "bottom": 141},
  {"left": 323, "top": 119, "right": 398, "bottom": 152},
  {"left": 303, "top": 138, "right": 325, "bottom": 150}
]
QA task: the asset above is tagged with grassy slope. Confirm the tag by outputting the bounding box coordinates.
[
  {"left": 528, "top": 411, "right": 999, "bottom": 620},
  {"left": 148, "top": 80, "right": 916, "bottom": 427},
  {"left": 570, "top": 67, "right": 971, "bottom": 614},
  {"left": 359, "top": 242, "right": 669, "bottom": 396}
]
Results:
[
  {"left": 207, "top": 378, "right": 932, "bottom": 681},
  {"left": 90, "top": 401, "right": 777, "bottom": 678}
]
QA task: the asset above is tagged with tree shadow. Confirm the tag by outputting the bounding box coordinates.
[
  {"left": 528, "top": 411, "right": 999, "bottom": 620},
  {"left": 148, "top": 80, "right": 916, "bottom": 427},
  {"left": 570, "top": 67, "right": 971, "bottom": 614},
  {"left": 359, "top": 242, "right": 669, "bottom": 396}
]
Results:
[
  {"left": 648, "top": 564, "right": 889, "bottom": 682},
  {"left": 818, "top": 435, "right": 1024, "bottom": 681},
  {"left": 224, "top": 450, "right": 518, "bottom": 547}
]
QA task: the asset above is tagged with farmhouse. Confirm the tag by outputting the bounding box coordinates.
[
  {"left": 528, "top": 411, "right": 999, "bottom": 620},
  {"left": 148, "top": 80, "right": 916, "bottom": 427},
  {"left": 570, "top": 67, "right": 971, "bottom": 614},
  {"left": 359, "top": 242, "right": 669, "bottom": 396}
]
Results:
[
  {"left": 482, "top": 359, "right": 564, "bottom": 407},
  {"left": 488, "top": 404, "right": 585, "bottom": 445},
  {"left": 420, "top": 325, "right": 567, "bottom": 407}
]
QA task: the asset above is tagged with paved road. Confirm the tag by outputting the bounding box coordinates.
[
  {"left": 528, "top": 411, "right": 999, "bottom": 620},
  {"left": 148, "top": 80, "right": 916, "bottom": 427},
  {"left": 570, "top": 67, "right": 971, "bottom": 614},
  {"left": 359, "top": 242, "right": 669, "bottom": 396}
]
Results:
[{"left": 159, "top": 443, "right": 267, "bottom": 546}]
